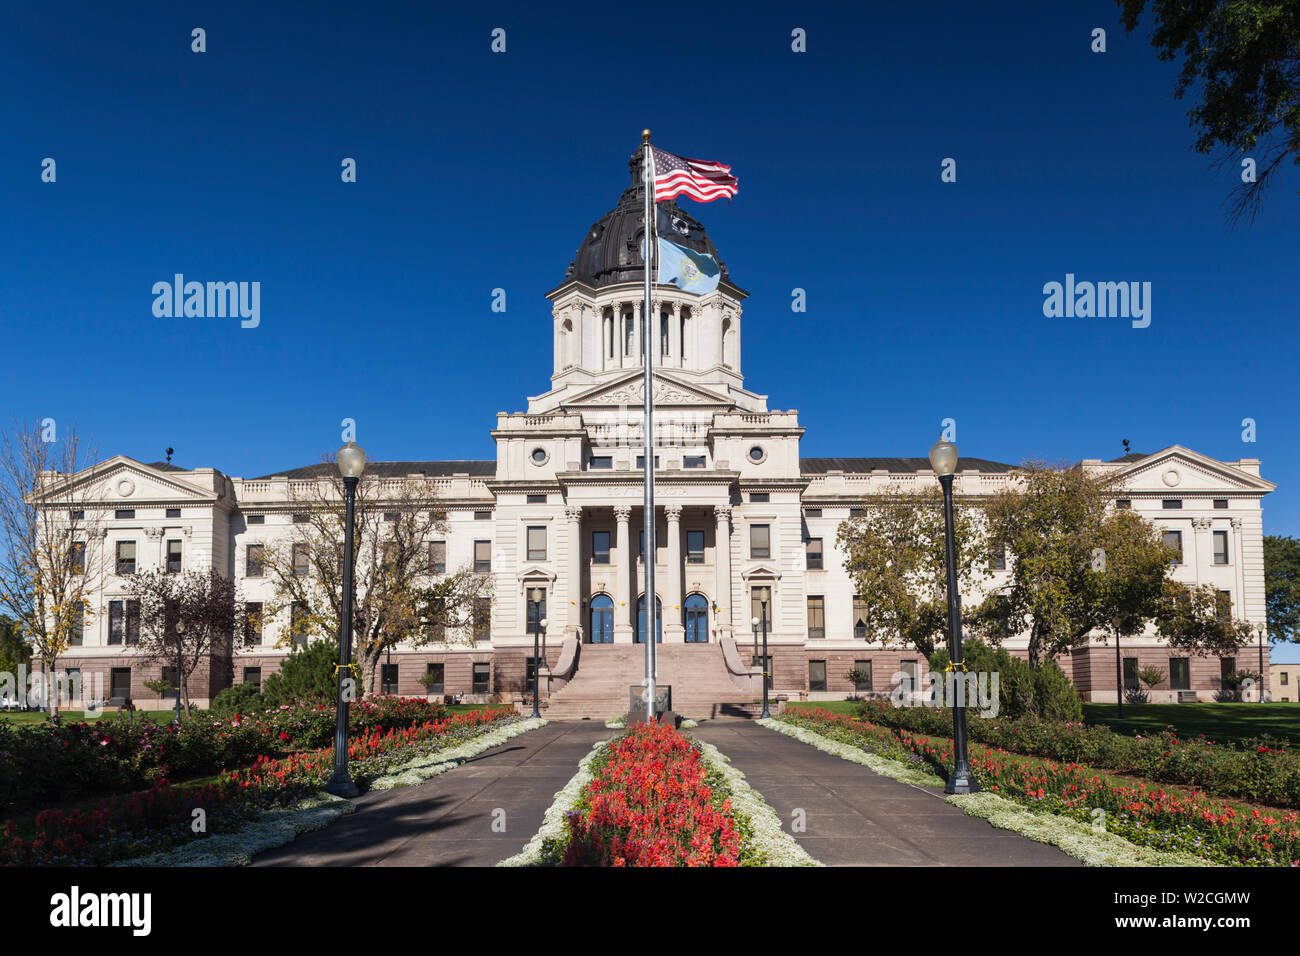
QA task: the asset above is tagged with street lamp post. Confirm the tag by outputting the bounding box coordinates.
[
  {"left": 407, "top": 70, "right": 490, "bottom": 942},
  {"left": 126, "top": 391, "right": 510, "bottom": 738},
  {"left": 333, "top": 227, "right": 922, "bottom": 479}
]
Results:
[
  {"left": 325, "top": 440, "right": 365, "bottom": 798},
  {"left": 929, "top": 437, "right": 979, "bottom": 795},
  {"left": 173, "top": 620, "right": 185, "bottom": 725},
  {"left": 529, "top": 587, "right": 545, "bottom": 718},
  {"left": 751, "top": 598, "right": 770, "bottom": 719},
  {"left": 1259, "top": 624, "right": 1267, "bottom": 704}
]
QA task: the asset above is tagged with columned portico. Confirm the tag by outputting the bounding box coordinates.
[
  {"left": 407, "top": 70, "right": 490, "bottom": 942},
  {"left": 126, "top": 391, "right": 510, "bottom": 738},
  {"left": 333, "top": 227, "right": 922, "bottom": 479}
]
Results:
[
  {"left": 664, "top": 505, "right": 684, "bottom": 641},
  {"left": 613, "top": 505, "right": 634, "bottom": 642},
  {"left": 565, "top": 505, "right": 582, "bottom": 641}
]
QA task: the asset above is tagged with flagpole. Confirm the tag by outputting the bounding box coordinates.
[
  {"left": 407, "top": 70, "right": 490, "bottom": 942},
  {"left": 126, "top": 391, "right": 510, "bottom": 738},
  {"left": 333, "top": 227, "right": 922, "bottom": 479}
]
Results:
[{"left": 641, "top": 128, "right": 658, "bottom": 724}]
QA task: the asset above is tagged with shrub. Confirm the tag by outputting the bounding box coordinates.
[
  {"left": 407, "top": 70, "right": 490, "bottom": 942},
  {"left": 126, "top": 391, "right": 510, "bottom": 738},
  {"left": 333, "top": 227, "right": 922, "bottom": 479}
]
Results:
[
  {"left": 1030, "top": 658, "right": 1083, "bottom": 721},
  {"left": 261, "top": 640, "right": 339, "bottom": 707},
  {"left": 211, "top": 682, "right": 264, "bottom": 716},
  {"left": 929, "top": 639, "right": 1034, "bottom": 718}
]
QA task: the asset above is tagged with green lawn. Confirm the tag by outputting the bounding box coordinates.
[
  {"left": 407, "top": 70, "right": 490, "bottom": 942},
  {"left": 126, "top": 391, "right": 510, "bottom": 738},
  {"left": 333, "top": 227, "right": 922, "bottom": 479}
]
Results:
[
  {"left": 1083, "top": 702, "right": 1300, "bottom": 747},
  {"left": 0, "top": 709, "right": 184, "bottom": 727}
]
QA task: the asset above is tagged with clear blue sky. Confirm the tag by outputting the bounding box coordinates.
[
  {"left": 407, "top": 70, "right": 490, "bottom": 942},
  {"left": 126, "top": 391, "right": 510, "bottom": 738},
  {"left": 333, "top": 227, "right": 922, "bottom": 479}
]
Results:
[{"left": 2, "top": 3, "right": 1296, "bottom": 630}]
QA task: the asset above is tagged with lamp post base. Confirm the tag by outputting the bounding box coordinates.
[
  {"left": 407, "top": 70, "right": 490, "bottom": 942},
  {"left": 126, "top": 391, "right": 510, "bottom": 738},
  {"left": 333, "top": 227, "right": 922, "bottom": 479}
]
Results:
[
  {"left": 944, "top": 763, "right": 981, "bottom": 796},
  {"left": 324, "top": 772, "right": 358, "bottom": 798}
]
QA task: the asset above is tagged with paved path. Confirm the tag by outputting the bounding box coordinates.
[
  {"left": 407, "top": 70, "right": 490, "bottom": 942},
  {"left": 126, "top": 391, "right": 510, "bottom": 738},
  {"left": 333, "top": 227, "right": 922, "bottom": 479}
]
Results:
[
  {"left": 691, "top": 720, "right": 1080, "bottom": 866},
  {"left": 253, "top": 721, "right": 611, "bottom": 867}
]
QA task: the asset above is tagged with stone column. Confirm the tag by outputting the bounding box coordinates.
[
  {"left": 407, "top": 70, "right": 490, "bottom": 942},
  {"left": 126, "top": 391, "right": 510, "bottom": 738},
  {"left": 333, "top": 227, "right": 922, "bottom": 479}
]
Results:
[
  {"left": 1191, "top": 517, "right": 1210, "bottom": 586},
  {"left": 666, "top": 301, "right": 680, "bottom": 368},
  {"left": 614, "top": 505, "right": 634, "bottom": 642},
  {"left": 714, "top": 506, "right": 732, "bottom": 638},
  {"left": 565, "top": 506, "right": 583, "bottom": 641},
  {"left": 632, "top": 300, "right": 642, "bottom": 369},
  {"left": 664, "top": 505, "right": 684, "bottom": 641},
  {"left": 1230, "top": 517, "right": 1246, "bottom": 618}
]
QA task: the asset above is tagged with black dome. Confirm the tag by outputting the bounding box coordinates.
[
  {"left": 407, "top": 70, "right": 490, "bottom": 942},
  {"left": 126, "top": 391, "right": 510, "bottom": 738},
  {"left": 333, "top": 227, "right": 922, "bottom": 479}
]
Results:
[{"left": 564, "top": 147, "right": 729, "bottom": 289}]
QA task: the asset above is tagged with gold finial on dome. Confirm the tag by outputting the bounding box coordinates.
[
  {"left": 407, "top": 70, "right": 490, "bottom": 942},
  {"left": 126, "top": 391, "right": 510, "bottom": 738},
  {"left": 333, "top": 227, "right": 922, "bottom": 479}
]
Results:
[{"left": 642, "top": 129, "right": 651, "bottom": 142}]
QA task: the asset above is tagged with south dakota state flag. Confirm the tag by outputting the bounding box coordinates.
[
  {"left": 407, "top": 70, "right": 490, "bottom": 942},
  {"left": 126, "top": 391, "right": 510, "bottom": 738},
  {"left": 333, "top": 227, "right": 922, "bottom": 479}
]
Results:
[{"left": 656, "top": 238, "right": 720, "bottom": 294}]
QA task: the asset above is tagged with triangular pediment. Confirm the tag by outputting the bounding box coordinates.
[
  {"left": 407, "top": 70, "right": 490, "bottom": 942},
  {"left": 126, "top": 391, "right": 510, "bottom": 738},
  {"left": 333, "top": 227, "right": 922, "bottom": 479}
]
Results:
[
  {"left": 563, "top": 371, "right": 735, "bottom": 410},
  {"left": 1111, "top": 446, "right": 1275, "bottom": 494},
  {"left": 43, "top": 456, "right": 220, "bottom": 505}
]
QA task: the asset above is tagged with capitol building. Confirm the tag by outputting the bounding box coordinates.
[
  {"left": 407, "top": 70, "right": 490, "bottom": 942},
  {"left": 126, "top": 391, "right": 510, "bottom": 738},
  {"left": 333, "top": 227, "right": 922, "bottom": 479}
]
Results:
[{"left": 44, "top": 150, "right": 1276, "bottom": 715}]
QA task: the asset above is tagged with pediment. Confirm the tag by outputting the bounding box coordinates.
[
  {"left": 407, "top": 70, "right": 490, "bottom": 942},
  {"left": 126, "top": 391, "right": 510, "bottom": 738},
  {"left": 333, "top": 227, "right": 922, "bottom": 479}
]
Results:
[
  {"left": 564, "top": 372, "right": 733, "bottom": 409},
  {"left": 1112, "top": 446, "right": 1275, "bottom": 494},
  {"left": 46, "top": 457, "right": 220, "bottom": 505}
]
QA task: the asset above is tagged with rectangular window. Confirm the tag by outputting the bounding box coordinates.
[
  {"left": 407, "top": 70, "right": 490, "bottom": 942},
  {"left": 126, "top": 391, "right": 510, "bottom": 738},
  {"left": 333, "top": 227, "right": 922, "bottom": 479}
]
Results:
[
  {"left": 1281, "top": 672, "right": 1289, "bottom": 686},
  {"left": 686, "top": 530, "right": 705, "bottom": 564},
  {"left": 293, "top": 543, "right": 310, "bottom": 576},
  {"left": 1162, "top": 530, "right": 1183, "bottom": 564},
  {"left": 1213, "top": 498, "right": 1228, "bottom": 509},
  {"left": 160, "top": 666, "right": 179, "bottom": 700},
  {"left": 381, "top": 664, "right": 399, "bottom": 695},
  {"left": 243, "top": 667, "right": 261, "bottom": 690},
  {"left": 749, "top": 524, "right": 770, "bottom": 559},
  {"left": 473, "top": 597, "right": 491, "bottom": 641},
  {"left": 383, "top": 512, "right": 398, "bottom": 523},
  {"left": 109, "top": 600, "right": 124, "bottom": 645},
  {"left": 71, "top": 541, "right": 85, "bottom": 574},
  {"left": 749, "top": 493, "right": 769, "bottom": 503},
  {"left": 1162, "top": 499, "right": 1182, "bottom": 510},
  {"left": 166, "top": 539, "right": 182, "bottom": 573},
  {"left": 806, "top": 537, "right": 823, "bottom": 570},
  {"left": 425, "top": 596, "right": 446, "bottom": 642},
  {"left": 474, "top": 510, "right": 491, "bottom": 521},
  {"left": 525, "top": 655, "right": 542, "bottom": 689},
  {"left": 527, "top": 494, "right": 547, "bottom": 504},
  {"left": 1217, "top": 591, "right": 1232, "bottom": 619},
  {"left": 115, "top": 540, "right": 136, "bottom": 576},
  {"left": 683, "top": 455, "right": 706, "bottom": 469},
  {"left": 853, "top": 595, "right": 869, "bottom": 639},
  {"left": 69, "top": 601, "right": 84, "bottom": 646},
  {"left": 527, "top": 526, "right": 547, "bottom": 561},
  {"left": 853, "top": 660, "right": 873, "bottom": 692},
  {"left": 246, "top": 544, "right": 265, "bottom": 577},
  {"left": 1123, "top": 657, "right": 1139, "bottom": 691},
  {"left": 425, "top": 663, "right": 445, "bottom": 696},
  {"left": 635, "top": 455, "right": 660, "bottom": 469},
  {"left": 660, "top": 313, "right": 669, "bottom": 356},
  {"left": 991, "top": 547, "right": 1007, "bottom": 571},
  {"left": 69, "top": 509, "right": 84, "bottom": 520},
  {"left": 247, "top": 514, "right": 265, "bottom": 525},
  {"left": 289, "top": 602, "right": 310, "bottom": 647},
  {"left": 472, "top": 662, "right": 490, "bottom": 694},
  {"left": 110, "top": 668, "right": 131, "bottom": 701},
  {"left": 1169, "top": 658, "right": 1190, "bottom": 690},
  {"left": 900, "top": 659, "right": 918, "bottom": 692},
  {"left": 804, "top": 508, "right": 822, "bottom": 518},
  {"left": 1213, "top": 530, "right": 1229, "bottom": 565},
  {"left": 588, "top": 456, "right": 612, "bottom": 470},
  {"left": 166, "top": 507, "right": 181, "bottom": 519},
  {"left": 125, "top": 600, "right": 140, "bottom": 645},
  {"left": 1115, "top": 499, "right": 1131, "bottom": 509},
  {"left": 1220, "top": 657, "right": 1236, "bottom": 690},
  {"left": 526, "top": 589, "right": 546, "bottom": 635},
  {"left": 591, "top": 530, "right": 611, "bottom": 564},
  {"left": 809, "top": 660, "right": 827, "bottom": 693},
  {"left": 751, "top": 586, "right": 772, "bottom": 629},
  {"left": 849, "top": 507, "right": 866, "bottom": 518},
  {"left": 244, "top": 602, "right": 263, "bottom": 646},
  {"left": 807, "top": 596, "right": 825, "bottom": 639},
  {"left": 473, "top": 540, "right": 492, "bottom": 572},
  {"left": 429, "top": 540, "right": 446, "bottom": 574},
  {"left": 292, "top": 513, "right": 310, "bottom": 524},
  {"left": 115, "top": 509, "right": 134, "bottom": 520}
]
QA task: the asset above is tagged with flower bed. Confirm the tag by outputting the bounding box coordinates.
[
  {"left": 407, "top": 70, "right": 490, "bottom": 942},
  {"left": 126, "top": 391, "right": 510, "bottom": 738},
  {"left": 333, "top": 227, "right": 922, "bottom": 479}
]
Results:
[
  {"left": 558, "top": 723, "right": 749, "bottom": 867},
  {"left": 0, "top": 696, "right": 496, "bottom": 812},
  {"left": 781, "top": 709, "right": 1300, "bottom": 867},
  {"left": 2, "top": 706, "right": 518, "bottom": 866},
  {"left": 854, "top": 699, "right": 1300, "bottom": 809}
]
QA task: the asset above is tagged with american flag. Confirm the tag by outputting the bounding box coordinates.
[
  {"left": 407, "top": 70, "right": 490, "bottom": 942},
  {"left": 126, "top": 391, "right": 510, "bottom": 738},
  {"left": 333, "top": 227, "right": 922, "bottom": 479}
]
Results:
[{"left": 650, "top": 146, "right": 738, "bottom": 203}]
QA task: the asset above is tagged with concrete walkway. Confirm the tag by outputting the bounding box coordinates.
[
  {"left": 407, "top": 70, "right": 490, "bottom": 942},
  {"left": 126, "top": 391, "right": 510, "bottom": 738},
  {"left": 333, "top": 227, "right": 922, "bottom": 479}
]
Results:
[
  {"left": 691, "top": 720, "right": 1080, "bottom": 866},
  {"left": 253, "top": 721, "right": 611, "bottom": 867}
]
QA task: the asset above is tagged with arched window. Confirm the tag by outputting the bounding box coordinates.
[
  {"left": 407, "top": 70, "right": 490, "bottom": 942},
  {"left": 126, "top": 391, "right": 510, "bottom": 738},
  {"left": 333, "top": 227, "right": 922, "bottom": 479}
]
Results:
[
  {"left": 684, "top": 593, "right": 709, "bottom": 643},
  {"left": 721, "top": 316, "right": 732, "bottom": 368},
  {"left": 589, "top": 594, "right": 614, "bottom": 644},
  {"left": 635, "top": 594, "right": 662, "bottom": 644}
]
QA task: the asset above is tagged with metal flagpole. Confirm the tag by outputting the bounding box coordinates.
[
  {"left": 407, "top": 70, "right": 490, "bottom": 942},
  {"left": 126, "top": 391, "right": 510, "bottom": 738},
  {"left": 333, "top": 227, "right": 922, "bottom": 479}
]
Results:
[{"left": 642, "top": 129, "right": 657, "bottom": 723}]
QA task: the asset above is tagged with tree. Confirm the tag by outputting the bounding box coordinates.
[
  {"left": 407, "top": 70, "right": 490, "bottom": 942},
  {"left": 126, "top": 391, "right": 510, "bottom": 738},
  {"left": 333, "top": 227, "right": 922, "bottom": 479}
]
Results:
[
  {"left": 1117, "top": 1, "right": 1300, "bottom": 223},
  {"left": 124, "top": 567, "right": 242, "bottom": 716},
  {"left": 981, "top": 461, "right": 1174, "bottom": 668},
  {"left": 837, "top": 484, "right": 992, "bottom": 658},
  {"left": 0, "top": 420, "right": 104, "bottom": 713},
  {"left": 1264, "top": 534, "right": 1300, "bottom": 644},
  {"left": 0, "top": 614, "right": 31, "bottom": 679},
  {"left": 260, "top": 468, "right": 492, "bottom": 695},
  {"left": 1154, "top": 579, "right": 1256, "bottom": 655}
]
